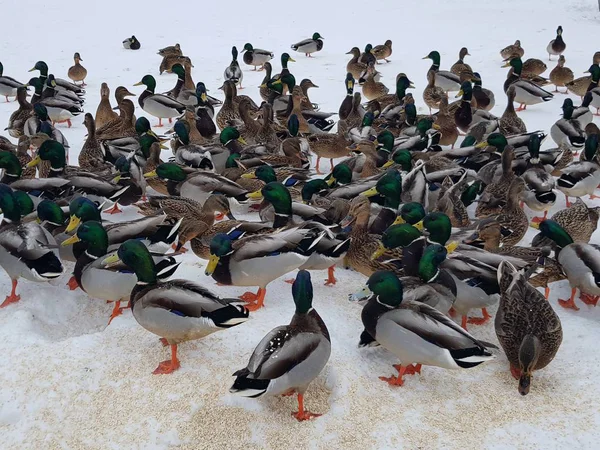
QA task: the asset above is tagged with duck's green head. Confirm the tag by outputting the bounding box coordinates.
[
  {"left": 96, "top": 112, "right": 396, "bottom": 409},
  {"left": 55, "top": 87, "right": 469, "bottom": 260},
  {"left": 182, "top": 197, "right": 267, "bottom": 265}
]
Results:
[
  {"left": 231, "top": 46, "right": 238, "bottom": 61},
  {"left": 32, "top": 103, "right": 49, "bottom": 121},
  {"left": 195, "top": 82, "right": 209, "bottom": 103},
  {"left": 0, "top": 184, "right": 20, "bottom": 223},
  {"left": 135, "top": 116, "right": 153, "bottom": 135},
  {"left": 107, "top": 239, "right": 157, "bottom": 284},
  {"left": 584, "top": 132, "right": 599, "bottom": 162},
  {"left": 375, "top": 130, "right": 395, "bottom": 153},
  {"left": 473, "top": 72, "right": 483, "bottom": 87},
  {"left": 587, "top": 64, "right": 600, "bottom": 83},
  {"left": 148, "top": 163, "right": 186, "bottom": 182},
  {"left": 252, "top": 181, "right": 292, "bottom": 215},
  {"left": 219, "top": 126, "right": 244, "bottom": 146},
  {"left": 281, "top": 73, "right": 296, "bottom": 90},
  {"left": 174, "top": 120, "right": 190, "bottom": 145},
  {"left": 456, "top": 81, "right": 472, "bottom": 99},
  {"left": 345, "top": 73, "right": 355, "bottom": 93},
  {"left": 292, "top": 270, "right": 313, "bottom": 314},
  {"left": 0, "top": 151, "right": 22, "bottom": 178},
  {"left": 37, "top": 200, "right": 66, "bottom": 227},
  {"left": 416, "top": 212, "right": 451, "bottom": 245},
  {"left": 534, "top": 220, "right": 573, "bottom": 249},
  {"left": 423, "top": 50, "right": 441, "bottom": 65},
  {"left": 418, "top": 243, "right": 448, "bottom": 282},
  {"left": 134, "top": 75, "right": 156, "bottom": 92},
  {"left": 115, "top": 156, "right": 132, "bottom": 177},
  {"left": 394, "top": 202, "right": 426, "bottom": 226},
  {"left": 528, "top": 133, "right": 542, "bottom": 163},
  {"left": 362, "top": 170, "right": 402, "bottom": 208},
  {"left": 11, "top": 191, "right": 33, "bottom": 217},
  {"left": 417, "top": 118, "right": 434, "bottom": 136},
  {"left": 206, "top": 233, "right": 234, "bottom": 275},
  {"left": 388, "top": 150, "right": 412, "bottom": 171},
  {"left": 301, "top": 179, "right": 329, "bottom": 203},
  {"left": 365, "top": 44, "right": 373, "bottom": 53},
  {"left": 62, "top": 220, "right": 108, "bottom": 257},
  {"left": 243, "top": 165, "right": 277, "bottom": 184},
  {"left": 29, "top": 61, "right": 48, "bottom": 73},
  {"left": 67, "top": 197, "right": 101, "bottom": 232},
  {"left": 139, "top": 133, "right": 159, "bottom": 159},
  {"left": 243, "top": 43, "right": 254, "bottom": 52},
  {"left": 372, "top": 224, "right": 422, "bottom": 259},
  {"left": 287, "top": 114, "right": 299, "bottom": 137},
  {"left": 561, "top": 98, "right": 575, "bottom": 120},
  {"left": 366, "top": 271, "right": 403, "bottom": 307},
  {"left": 225, "top": 153, "right": 241, "bottom": 169},
  {"left": 478, "top": 132, "right": 508, "bottom": 151},
  {"left": 281, "top": 52, "right": 296, "bottom": 67},
  {"left": 27, "top": 77, "right": 44, "bottom": 93},
  {"left": 404, "top": 103, "right": 417, "bottom": 124},
  {"left": 0, "top": 62, "right": 3, "bottom": 76},
  {"left": 361, "top": 112, "right": 375, "bottom": 128},
  {"left": 461, "top": 180, "right": 482, "bottom": 207},
  {"left": 46, "top": 74, "right": 57, "bottom": 89},
  {"left": 31, "top": 140, "right": 67, "bottom": 170},
  {"left": 327, "top": 162, "right": 353, "bottom": 186},
  {"left": 169, "top": 63, "right": 185, "bottom": 78},
  {"left": 312, "top": 32, "right": 323, "bottom": 40},
  {"left": 503, "top": 57, "right": 523, "bottom": 74},
  {"left": 396, "top": 74, "right": 414, "bottom": 95},
  {"left": 461, "top": 135, "right": 477, "bottom": 148}
]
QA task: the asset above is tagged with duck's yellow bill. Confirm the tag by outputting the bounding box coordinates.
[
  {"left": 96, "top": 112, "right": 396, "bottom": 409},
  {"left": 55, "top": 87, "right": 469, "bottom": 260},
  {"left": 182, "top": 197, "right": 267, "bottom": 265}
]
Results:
[
  {"left": 530, "top": 222, "right": 540, "bottom": 229},
  {"left": 27, "top": 156, "right": 41, "bottom": 168},
  {"left": 432, "top": 123, "right": 441, "bottom": 130},
  {"left": 247, "top": 190, "right": 263, "bottom": 199},
  {"left": 61, "top": 234, "right": 81, "bottom": 246},
  {"left": 414, "top": 220, "right": 424, "bottom": 231},
  {"left": 392, "top": 216, "right": 406, "bottom": 226},
  {"left": 200, "top": 93, "right": 208, "bottom": 102},
  {"left": 501, "top": 62, "right": 511, "bottom": 68},
  {"left": 102, "top": 253, "right": 121, "bottom": 268},
  {"left": 288, "top": 57, "right": 296, "bottom": 62},
  {"left": 361, "top": 187, "right": 379, "bottom": 198},
  {"left": 238, "top": 137, "right": 247, "bottom": 145},
  {"left": 205, "top": 255, "right": 220, "bottom": 275},
  {"left": 144, "top": 170, "right": 158, "bottom": 178},
  {"left": 326, "top": 177, "right": 336, "bottom": 186},
  {"left": 382, "top": 160, "right": 394, "bottom": 169},
  {"left": 455, "top": 89, "right": 464, "bottom": 98},
  {"left": 371, "top": 243, "right": 387, "bottom": 260},
  {"left": 445, "top": 241, "right": 459, "bottom": 254},
  {"left": 133, "top": 81, "right": 144, "bottom": 86},
  {"left": 241, "top": 172, "right": 257, "bottom": 179},
  {"left": 65, "top": 215, "right": 81, "bottom": 233},
  {"left": 475, "top": 141, "right": 488, "bottom": 149}
]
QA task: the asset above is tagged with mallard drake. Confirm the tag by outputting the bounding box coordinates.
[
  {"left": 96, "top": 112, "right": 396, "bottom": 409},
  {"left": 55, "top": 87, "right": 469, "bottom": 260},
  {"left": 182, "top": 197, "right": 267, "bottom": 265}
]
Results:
[
  {"left": 103, "top": 239, "right": 248, "bottom": 373},
  {"left": 503, "top": 58, "right": 553, "bottom": 111},
  {"left": 0, "top": 145, "right": 34, "bottom": 184},
  {"left": 521, "top": 134, "right": 556, "bottom": 223},
  {"left": 495, "top": 261, "right": 562, "bottom": 395},
  {"left": 556, "top": 133, "right": 600, "bottom": 206},
  {"left": 6, "top": 86, "right": 33, "bottom": 138},
  {"left": 549, "top": 55, "right": 573, "bottom": 93},
  {"left": 346, "top": 47, "right": 367, "bottom": 80},
  {"left": 61, "top": 221, "right": 180, "bottom": 324},
  {"left": 224, "top": 46, "right": 243, "bottom": 89},
  {"left": 134, "top": 75, "right": 186, "bottom": 127},
  {"left": 551, "top": 98, "right": 585, "bottom": 150},
  {"left": 0, "top": 184, "right": 64, "bottom": 307},
  {"left": 259, "top": 62, "right": 275, "bottom": 102},
  {"left": 94, "top": 83, "right": 119, "bottom": 129},
  {"left": 67, "top": 52, "right": 87, "bottom": 86},
  {"left": 454, "top": 81, "right": 474, "bottom": 133},
  {"left": 535, "top": 220, "right": 600, "bottom": 309},
  {"left": 28, "top": 77, "right": 83, "bottom": 128},
  {"left": 230, "top": 270, "right": 330, "bottom": 421},
  {"left": 0, "top": 62, "right": 26, "bottom": 102},
  {"left": 547, "top": 26, "right": 566, "bottom": 60},
  {"left": 291, "top": 32, "right": 324, "bottom": 57},
  {"left": 144, "top": 162, "right": 247, "bottom": 204},
  {"left": 471, "top": 72, "right": 495, "bottom": 112},
  {"left": 241, "top": 43, "right": 274, "bottom": 70},
  {"left": 123, "top": 35, "right": 141, "bottom": 50},
  {"left": 500, "top": 40, "right": 524, "bottom": 60},
  {"left": 356, "top": 270, "right": 494, "bottom": 386},
  {"left": 359, "top": 44, "right": 376, "bottom": 66},
  {"left": 566, "top": 62, "right": 600, "bottom": 98},
  {"left": 193, "top": 82, "right": 217, "bottom": 139},
  {"left": 423, "top": 50, "right": 461, "bottom": 92},
  {"left": 450, "top": 47, "right": 472, "bottom": 76},
  {"left": 163, "top": 64, "right": 197, "bottom": 106},
  {"left": 361, "top": 170, "right": 402, "bottom": 235},
  {"left": 29, "top": 61, "right": 85, "bottom": 100},
  {"left": 372, "top": 40, "right": 393, "bottom": 63},
  {"left": 423, "top": 70, "right": 445, "bottom": 114},
  {"left": 500, "top": 85, "right": 527, "bottom": 135}
]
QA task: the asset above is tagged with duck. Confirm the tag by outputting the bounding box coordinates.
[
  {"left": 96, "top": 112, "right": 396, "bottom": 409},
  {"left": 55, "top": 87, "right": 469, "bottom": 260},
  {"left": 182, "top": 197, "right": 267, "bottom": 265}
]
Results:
[
  {"left": 159, "top": 54, "right": 192, "bottom": 77},
  {"left": 216, "top": 80, "right": 243, "bottom": 130},
  {"left": 423, "top": 70, "right": 445, "bottom": 114},
  {"left": 6, "top": 86, "right": 33, "bottom": 138},
  {"left": 158, "top": 43, "right": 181, "bottom": 57},
  {"left": 500, "top": 85, "right": 527, "bottom": 135},
  {"left": 224, "top": 46, "right": 243, "bottom": 89},
  {"left": 372, "top": 40, "right": 393, "bottom": 63},
  {"left": 0, "top": 184, "right": 64, "bottom": 307},
  {"left": 476, "top": 145, "right": 516, "bottom": 218},
  {"left": 361, "top": 63, "right": 389, "bottom": 101},
  {"left": 356, "top": 270, "right": 495, "bottom": 386},
  {"left": 306, "top": 128, "right": 351, "bottom": 174},
  {"left": 78, "top": 113, "right": 112, "bottom": 172},
  {"left": 230, "top": 270, "right": 330, "bottom": 421},
  {"left": 491, "top": 177, "right": 529, "bottom": 245},
  {"left": 0, "top": 145, "right": 34, "bottom": 184},
  {"left": 61, "top": 221, "right": 180, "bottom": 324},
  {"left": 535, "top": 219, "right": 600, "bottom": 310},
  {"left": 519, "top": 58, "right": 548, "bottom": 80},
  {"left": 96, "top": 98, "right": 137, "bottom": 140},
  {"left": 123, "top": 35, "right": 141, "bottom": 50},
  {"left": 163, "top": 64, "right": 198, "bottom": 106},
  {"left": 359, "top": 44, "right": 376, "bottom": 66},
  {"left": 551, "top": 98, "right": 585, "bottom": 150},
  {"left": 495, "top": 261, "right": 563, "bottom": 395},
  {"left": 28, "top": 77, "right": 83, "bottom": 128},
  {"left": 0, "top": 62, "right": 26, "bottom": 102},
  {"left": 471, "top": 72, "right": 495, "bottom": 111},
  {"left": 102, "top": 239, "right": 248, "bottom": 373},
  {"left": 549, "top": 55, "right": 573, "bottom": 93},
  {"left": 67, "top": 52, "right": 87, "bottom": 86},
  {"left": 361, "top": 170, "right": 402, "bottom": 235},
  {"left": 134, "top": 75, "right": 186, "bottom": 127},
  {"left": 521, "top": 134, "right": 557, "bottom": 223},
  {"left": 434, "top": 96, "right": 459, "bottom": 148},
  {"left": 547, "top": 26, "right": 566, "bottom": 60},
  {"left": 454, "top": 81, "right": 474, "bottom": 133},
  {"left": 94, "top": 83, "right": 119, "bottom": 129},
  {"left": 28, "top": 61, "right": 85, "bottom": 100},
  {"left": 346, "top": 47, "right": 367, "bottom": 80},
  {"left": 291, "top": 32, "right": 324, "bottom": 57},
  {"left": 503, "top": 57, "right": 553, "bottom": 111},
  {"left": 423, "top": 50, "right": 461, "bottom": 92},
  {"left": 193, "top": 82, "right": 218, "bottom": 139},
  {"left": 500, "top": 40, "right": 524, "bottom": 60},
  {"left": 241, "top": 43, "right": 274, "bottom": 70},
  {"left": 556, "top": 132, "right": 600, "bottom": 206},
  {"left": 450, "top": 47, "right": 472, "bottom": 76},
  {"left": 259, "top": 62, "right": 274, "bottom": 102}
]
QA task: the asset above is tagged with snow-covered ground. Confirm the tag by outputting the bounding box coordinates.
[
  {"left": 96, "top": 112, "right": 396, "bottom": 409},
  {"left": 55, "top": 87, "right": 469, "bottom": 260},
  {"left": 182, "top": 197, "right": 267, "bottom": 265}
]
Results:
[{"left": 2, "top": 0, "right": 600, "bottom": 448}]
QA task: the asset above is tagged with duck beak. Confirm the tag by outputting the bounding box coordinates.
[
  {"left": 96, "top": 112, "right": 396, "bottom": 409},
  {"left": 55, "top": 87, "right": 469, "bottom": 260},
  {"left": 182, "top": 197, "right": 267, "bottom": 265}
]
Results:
[
  {"left": 247, "top": 190, "right": 263, "bottom": 199},
  {"left": 455, "top": 89, "right": 464, "bottom": 98},
  {"left": 65, "top": 215, "right": 81, "bottom": 233},
  {"left": 445, "top": 241, "right": 459, "bottom": 254},
  {"left": 241, "top": 172, "right": 257, "bottom": 179},
  {"left": 102, "top": 253, "right": 121, "bottom": 268},
  {"left": 144, "top": 170, "right": 158, "bottom": 178},
  {"left": 392, "top": 216, "right": 406, "bottom": 226},
  {"left": 205, "top": 255, "right": 220, "bottom": 276},
  {"left": 382, "top": 160, "right": 394, "bottom": 169},
  {"left": 421, "top": 56, "right": 429, "bottom": 60},
  {"left": 237, "top": 137, "right": 247, "bottom": 145},
  {"left": 28, "top": 67, "right": 36, "bottom": 72},
  {"left": 133, "top": 81, "right": 144, "bottom": 86},
  {"left": 413, "top": 220, "right": 424, "bottom": 231},
  {"left": 326, "top": 177, "right": 336, "bottom": 186},
  {"left": 200, "top": 93, "right": 208, "bottom": 102},
  {"left": 475, "top": 141, "right": 488, "bottom": 149},
  {"left": 370, "top": 243, "right": 387, "bottom": 260},
  {"left": 409, "top": 82, "right": 415, "bottom": 88},
  {"left": 361, "top": 187, "right": 379, "bottom": 198},
  {"left": 530, "top": 221, "right": 541, "bottom": 229},
  {"left": 61, "top": 234, "right": 81, "bottom": 246},
  {"left": 432, "top": 123, "right": 441, "bottom": 130},
  {"left": 340, "top": 215, "right": 355, "bottom": 228},
  {"left": 288, "top": 57, "right": 296, "bottom": 62},
  {"left": 27, "top": 155, "right": 41, "bottom": 167},
  {"left": 463, "top": 231, "right": 482, "bottom": 245},
  {"left": 501, "top": 62, "right": 511, "bottom": 68},
  {"left": 349, "top": 285, "right": 372, "bottom": 302}
]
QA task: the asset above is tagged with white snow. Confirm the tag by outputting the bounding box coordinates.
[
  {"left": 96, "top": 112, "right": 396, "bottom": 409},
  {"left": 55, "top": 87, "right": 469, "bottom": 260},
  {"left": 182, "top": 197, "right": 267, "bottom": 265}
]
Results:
[{"left": 1, "top": 0, "right": 600, "bottom": 448}]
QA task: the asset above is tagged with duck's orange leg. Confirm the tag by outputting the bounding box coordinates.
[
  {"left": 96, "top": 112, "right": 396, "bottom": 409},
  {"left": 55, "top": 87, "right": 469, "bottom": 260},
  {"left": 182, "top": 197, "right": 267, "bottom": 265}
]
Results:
[
  {"left": 67, "top": 276, "right": 80, "bottom": 290},
  {"left": 239, "top": 287, "right": 266, "bottom": 311},
  {"left": 545, "top": 286, "right": 550, "bottom": 300},
  {"left": 467, "top": 308, "right": 491, "bottom": 325},
  {"left": 380, "top": 364, "right": 412, "bottom": 386},
  {"left": 0, "top": 280, "right": 20, "bottom": 308},
  {"left": 291, "top": 393, "right": 321, "bottom": 421},
  {"left": 153, "top": 344, "right": 181, "bottom": 374},
  {"left": 104, "top": 203, "right": 122, "bottom": 214},
  {"left": 315, "top": 156, "right": 323, "bottom": 174},
  {"left": 580, "top": 293, "right": 599, "bottom": 306},
  {"left": 107, "top": 300, "right": 124, "bottom": 325},
  {"left": 531, "top": 211, "right": 548, "bottom": 224},
  {"left": 324, "top": 266, "right": 337, "bottom": 286},
  {"left": 558, "top": 288, "right": 580, "bottom": 310}
]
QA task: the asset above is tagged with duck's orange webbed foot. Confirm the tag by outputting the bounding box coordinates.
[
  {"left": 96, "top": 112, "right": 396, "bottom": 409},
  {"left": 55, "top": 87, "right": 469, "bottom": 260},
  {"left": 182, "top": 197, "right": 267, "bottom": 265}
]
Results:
[{"left": 467, "top": 307, "right": 492, "bottom": 325}]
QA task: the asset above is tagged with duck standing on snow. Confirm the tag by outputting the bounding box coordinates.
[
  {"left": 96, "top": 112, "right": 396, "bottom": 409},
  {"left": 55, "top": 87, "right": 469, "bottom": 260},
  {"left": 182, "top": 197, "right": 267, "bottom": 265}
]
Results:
[
  {"left": 123, "top": 35, "right": 141, "bottom": 50},
  {"left": 134, "top": 75, "right": 186, "bottom": 127},
  {"left": 291, "top": 32, "right": 324, "bottom": 57},
  {"left": 422, "top": 50, "right": 461, "bottom": 92},
  {"left": 102, "top": 239, "right": 249, "bottom": 374},
  {"left": 0, "top": 62, "right": 27, "bottom": 102},
  {"left": 372, "top": 40, "right": 393, "bottom": 63},
  {"left": 547, "top": 26, "right": 566, "bottom": 60},
  {"left": 503, "top": 57, "right": 553, "bottom": 111},
  {"left": 0, "top": 184, "right": 64, "bottom": 308},
  {"left": 224, "top": 46, "right": 243, "bottom": 89},
  {"left": 241, "top": 43, "right": 273, "bottom": 70},
  {"left": 495, "top": 261, "right": 562, "bottom": 395},
  {"left": 556, "top": 132, "right": 600, "bottom": 206},
  {"left": 549, "top": 55, "right": 573, "bottom": 93},
  {"left": 67, "top": 52, "right": 87, "bottom": 86},
  {"left": 230, "top": 271, "right": 330, "bottom": 421},
  {"left": 551, "top": 98, "right": 585, "bottom": 150}
]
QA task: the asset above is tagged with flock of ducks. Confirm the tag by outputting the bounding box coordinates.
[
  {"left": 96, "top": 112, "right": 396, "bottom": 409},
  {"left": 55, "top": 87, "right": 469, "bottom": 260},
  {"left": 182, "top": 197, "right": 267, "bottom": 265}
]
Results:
[{"left": 0, "top": 25, "right": 599, "bottom": 421}]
